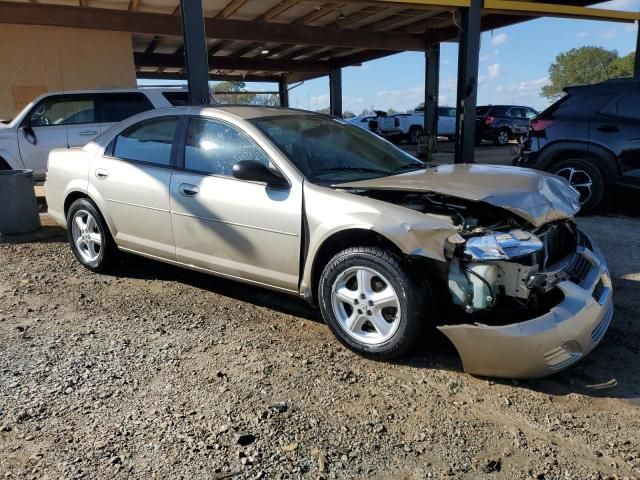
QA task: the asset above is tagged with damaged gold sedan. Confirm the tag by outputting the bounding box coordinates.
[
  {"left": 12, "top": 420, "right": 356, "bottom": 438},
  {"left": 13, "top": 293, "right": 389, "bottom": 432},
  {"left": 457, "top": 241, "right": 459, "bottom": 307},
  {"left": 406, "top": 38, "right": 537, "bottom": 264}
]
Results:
[{"left": 45, "top": 107, "right": 613, "bottom": 379}]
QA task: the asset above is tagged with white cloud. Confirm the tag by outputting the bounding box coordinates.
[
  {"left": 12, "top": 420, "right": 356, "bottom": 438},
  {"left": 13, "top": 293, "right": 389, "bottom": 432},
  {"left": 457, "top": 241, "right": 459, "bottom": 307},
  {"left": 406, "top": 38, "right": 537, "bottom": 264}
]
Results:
[
  {"left": 487, "top": 63, "right": 503, "bottom": 79},
  {"left": 491, "top": 33, "right": 508, "bottom": 46},
  {"left": 601, "top": 28, "right": 618, "bottom": 39},
  {"left": 576, "top": 31, "right": 589, "bottom": 38}
]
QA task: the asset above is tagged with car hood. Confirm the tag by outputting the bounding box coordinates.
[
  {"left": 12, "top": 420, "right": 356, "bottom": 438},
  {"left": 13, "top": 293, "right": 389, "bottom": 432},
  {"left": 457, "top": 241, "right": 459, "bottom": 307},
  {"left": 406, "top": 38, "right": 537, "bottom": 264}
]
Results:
[{"left": 336, "top": 164, "right": 581, "bottom": 227}]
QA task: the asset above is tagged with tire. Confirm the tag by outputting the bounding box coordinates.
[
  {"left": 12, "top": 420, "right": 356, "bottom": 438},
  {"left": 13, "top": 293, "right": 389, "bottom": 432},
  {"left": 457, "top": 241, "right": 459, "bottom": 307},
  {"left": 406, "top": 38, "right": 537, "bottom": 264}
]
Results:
[
  {"left": 318, "top": 246, "right": 428, "bottom": 360},
  {"left": 0, "top": 157, "right": 10, "bottom": 170},
  {"left": 408, "top": 126, "right": 423, "bottom": 145},
  {"left": 551, "top": 158, "right": 605, "bottom": 215},
  {"left": 494, "top": 128, "right": 510, "bottom": 146},
  {"left": 66, "top": 198, "right": 117, "bottom": 272}
]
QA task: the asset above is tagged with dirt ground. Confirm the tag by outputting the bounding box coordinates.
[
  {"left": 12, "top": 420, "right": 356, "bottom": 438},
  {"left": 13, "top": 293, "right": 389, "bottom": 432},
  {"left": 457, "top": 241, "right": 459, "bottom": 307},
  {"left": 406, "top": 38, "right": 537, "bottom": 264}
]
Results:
[{"left": 1, "top": 212, "right": 639, "bottom": 480}]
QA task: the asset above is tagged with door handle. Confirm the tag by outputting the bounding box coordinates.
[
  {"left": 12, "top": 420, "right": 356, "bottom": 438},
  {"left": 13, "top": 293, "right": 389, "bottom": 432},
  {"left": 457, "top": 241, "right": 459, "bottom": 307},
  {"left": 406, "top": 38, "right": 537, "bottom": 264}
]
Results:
[
  {"left": 79, "top": 130, "right": 99, "bottom": 136},
  {"left": 596, "top": 124, "right": 619, "bottom": 133},
  {"left": 95, "top": 168, "right": 109, "bottom": 179},
  {"left": 179, "top": 183, "right": 200, "bottom": 197}
]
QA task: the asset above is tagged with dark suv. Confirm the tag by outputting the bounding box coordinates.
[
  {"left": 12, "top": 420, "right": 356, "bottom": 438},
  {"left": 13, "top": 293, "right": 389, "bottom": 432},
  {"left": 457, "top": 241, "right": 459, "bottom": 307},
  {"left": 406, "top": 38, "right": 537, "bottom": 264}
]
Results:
[
  {"left": 476, "top": 105, "right": 538, "bottom": 145},
  {"left": 514, "top": 78, "right": 640, "bottom": 213}
]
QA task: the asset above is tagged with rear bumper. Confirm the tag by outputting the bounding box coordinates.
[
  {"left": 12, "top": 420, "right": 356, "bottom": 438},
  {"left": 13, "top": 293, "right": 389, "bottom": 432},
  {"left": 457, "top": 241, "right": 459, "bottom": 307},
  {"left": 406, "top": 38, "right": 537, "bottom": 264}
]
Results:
[{"left": 439, "top": 233, "right": 613, "bottom": 379}]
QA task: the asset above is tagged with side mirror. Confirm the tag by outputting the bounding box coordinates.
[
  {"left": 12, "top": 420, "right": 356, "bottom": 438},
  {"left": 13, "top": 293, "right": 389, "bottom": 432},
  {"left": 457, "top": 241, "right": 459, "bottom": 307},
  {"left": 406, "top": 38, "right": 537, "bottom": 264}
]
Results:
[
  {"left": 232, "top": 160, "right": 289, "bottom": 189},
  {"left": 21, "top": 125, "right": 37, "bottom": 145}
]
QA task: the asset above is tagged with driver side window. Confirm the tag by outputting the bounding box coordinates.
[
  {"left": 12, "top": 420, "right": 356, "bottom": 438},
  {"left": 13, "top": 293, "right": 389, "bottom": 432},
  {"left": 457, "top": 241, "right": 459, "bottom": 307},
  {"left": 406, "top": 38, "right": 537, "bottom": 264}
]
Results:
[
  {"left": 184, "top": 117, "right": 270, "bottom": 177},
  {"left": 28, "top": 95, "right": 96, "bottom": 127}
]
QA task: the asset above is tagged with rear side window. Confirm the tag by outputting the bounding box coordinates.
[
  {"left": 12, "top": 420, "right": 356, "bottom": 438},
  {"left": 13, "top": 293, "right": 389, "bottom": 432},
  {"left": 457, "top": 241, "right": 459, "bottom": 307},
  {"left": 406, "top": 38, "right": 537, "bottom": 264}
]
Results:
[
  {"left": 609, "top": 90, "right": 640, "bottom": 120},
  {"left": 476, "top": 106, "right": 490, "bottom": 116},
  {"left": 439, "top": 107, "right": 456, "bottom": 117},
  {"left": 28, "top": 95, "right": 96, "bottom": 127},
  {"left": 99, "top": 93, "right": 153, "bottom": 123},
  {"left": 543, "top": 91, "right": 616, "bottom": 118},
  {"left": 112, "top": 116, "right": 179, "bottom": 166},
  {"left": 163, "top": 92, "right": 190, "bottom": 106}
]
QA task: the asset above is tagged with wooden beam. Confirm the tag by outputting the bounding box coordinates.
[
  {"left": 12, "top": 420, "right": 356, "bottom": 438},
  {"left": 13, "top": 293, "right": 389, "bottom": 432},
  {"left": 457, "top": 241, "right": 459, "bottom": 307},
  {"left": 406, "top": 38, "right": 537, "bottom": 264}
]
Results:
[
  {"left": 137, "top": 72, "right": 281, "bottom": 82},
  {"left": 145, "top": 36, "right": 161, "bottom": 54},
  {"left": 295, "top": 3, "right": 345, "bottom": 25},
  {"left": 333, "top": 6, "right": 385, "bottom": 28},
  {"left": 135, "top": 52, "right": 334, "bottom": 73},
  {"left": 128, "top": 0, "right": 140, "bottom": 11},
  {"left": 0, "top": 3, "right": 425, "bottom": 51},
  {"left": 216, "top": 0, "right": 249, "bottom": 19},
  {"left": 257, "top": 0, "right": 302, "bottom": 21},
  {"left": 484, "top": 0, "right": 640, "bottom": 22}
]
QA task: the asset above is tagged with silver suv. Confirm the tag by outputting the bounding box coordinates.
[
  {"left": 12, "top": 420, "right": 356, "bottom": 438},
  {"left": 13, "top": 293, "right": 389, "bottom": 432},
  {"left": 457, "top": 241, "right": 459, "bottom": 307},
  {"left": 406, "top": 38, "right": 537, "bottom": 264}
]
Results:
[{"left": 0, "top": 88, "right": 188, "bottom": 179}]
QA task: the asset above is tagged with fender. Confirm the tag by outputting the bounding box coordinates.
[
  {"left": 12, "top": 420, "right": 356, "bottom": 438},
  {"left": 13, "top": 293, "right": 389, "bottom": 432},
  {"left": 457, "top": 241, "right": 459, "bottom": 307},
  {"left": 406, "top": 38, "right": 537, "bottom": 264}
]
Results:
[{"left": 0, "top": 148, "right": 24, "bottom": 170}]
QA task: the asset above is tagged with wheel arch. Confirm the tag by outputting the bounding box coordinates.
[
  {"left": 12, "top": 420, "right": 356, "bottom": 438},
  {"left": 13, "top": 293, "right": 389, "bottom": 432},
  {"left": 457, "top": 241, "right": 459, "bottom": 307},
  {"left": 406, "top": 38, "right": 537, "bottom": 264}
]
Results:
[
  {"left": 538, "top": 141, "right": 617, "bottom": 184},
  {"left": 0, "top": 156, "right": 11, "bottom": 170},
  {"left": 63, "top": 190, "right": 117, "bottom": 239},
  {"left": 308, "top": 228, "right": 405, "bottom": 305}
]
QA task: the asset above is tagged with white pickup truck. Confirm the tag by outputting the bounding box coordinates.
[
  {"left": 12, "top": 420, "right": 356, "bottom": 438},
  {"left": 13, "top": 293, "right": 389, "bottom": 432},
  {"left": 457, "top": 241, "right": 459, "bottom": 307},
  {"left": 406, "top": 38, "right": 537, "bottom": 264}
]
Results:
[{"left": 374, "top": 106, "right": 457, "bottom": 144}]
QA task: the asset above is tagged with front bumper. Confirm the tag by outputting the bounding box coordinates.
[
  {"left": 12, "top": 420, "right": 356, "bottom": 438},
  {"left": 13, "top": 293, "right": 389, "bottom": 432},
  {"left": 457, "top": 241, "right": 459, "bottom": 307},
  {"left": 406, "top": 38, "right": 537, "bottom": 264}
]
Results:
[{"left": 438, "top": 233, "right": 613, "bottom": 379}]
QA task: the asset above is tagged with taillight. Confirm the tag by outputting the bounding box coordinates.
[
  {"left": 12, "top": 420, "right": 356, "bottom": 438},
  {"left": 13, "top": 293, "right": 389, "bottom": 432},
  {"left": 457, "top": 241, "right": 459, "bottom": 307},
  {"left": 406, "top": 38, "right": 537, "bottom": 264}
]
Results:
[
  {"left": 530, "top": 118, "right": 556, "bottom": 132},
  {"left": 484, "top": 116, "right": 495, "bottom": 126}
]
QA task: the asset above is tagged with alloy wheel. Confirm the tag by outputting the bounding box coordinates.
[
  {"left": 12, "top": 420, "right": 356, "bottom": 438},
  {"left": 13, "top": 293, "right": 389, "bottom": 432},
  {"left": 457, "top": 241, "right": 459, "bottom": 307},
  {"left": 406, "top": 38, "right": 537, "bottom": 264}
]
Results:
[
  {"left": 331, "top": 266, "right": 401, "bottom": 345},
  {"left": 556, "top": 167, "right": 593, "bottom": 205},
  {"left": 497, "top": 130, "right": 509, "bottom": 145},
  {"left": 71, "top": 209, "right": 102, "bottom": 263}
]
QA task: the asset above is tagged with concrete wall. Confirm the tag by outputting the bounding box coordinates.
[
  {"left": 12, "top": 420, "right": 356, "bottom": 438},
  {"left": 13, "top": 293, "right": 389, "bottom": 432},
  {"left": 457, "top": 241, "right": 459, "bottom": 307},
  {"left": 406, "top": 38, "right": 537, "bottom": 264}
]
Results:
[{"left": 0, "top": 24, "right": 136, "bottom": 121}]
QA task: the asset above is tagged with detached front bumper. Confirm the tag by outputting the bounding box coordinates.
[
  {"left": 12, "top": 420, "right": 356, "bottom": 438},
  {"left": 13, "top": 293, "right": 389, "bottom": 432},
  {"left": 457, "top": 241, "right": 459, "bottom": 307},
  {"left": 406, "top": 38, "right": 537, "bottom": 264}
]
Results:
[{"left": 438, "top": 233, "right": 613, "bottom": 379}]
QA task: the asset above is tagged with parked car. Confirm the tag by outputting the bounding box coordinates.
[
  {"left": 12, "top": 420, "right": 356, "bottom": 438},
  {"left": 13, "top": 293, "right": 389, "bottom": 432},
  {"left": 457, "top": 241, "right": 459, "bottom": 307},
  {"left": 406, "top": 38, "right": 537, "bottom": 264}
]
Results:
[
  {"left": 46, "top": 106, "right": 612, "bottom": 379},
  {"left": 374, "top": 106, "right": 457, "bottom": 144},
  {"left": 347, "top": 115, "right": 376, "bottom": 131},
  {"left": 515, "top": 78, "right": 640, "bottom": 214},
  {"left": 476, "top": 105, "right": 538, "bottom": 145},
  {"left": 0, "top": 87, "right": 189, "bottom": 179}
]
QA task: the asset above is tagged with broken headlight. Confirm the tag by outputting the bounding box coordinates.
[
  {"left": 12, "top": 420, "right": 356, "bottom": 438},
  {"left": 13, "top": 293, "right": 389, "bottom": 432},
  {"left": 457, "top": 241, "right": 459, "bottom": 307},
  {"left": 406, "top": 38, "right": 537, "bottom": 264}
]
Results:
[{"left": 463, "top": 229, "right": 543, "bottom": 261}]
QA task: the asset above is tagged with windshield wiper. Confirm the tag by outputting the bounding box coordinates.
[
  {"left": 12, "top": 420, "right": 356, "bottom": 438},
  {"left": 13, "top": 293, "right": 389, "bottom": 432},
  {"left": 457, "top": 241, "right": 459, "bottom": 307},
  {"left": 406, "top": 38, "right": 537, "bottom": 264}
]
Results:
[
  {"left": 391, "top": 163, "right": 427, "bottom": 174},
  {"left": 314, "top": 166, "right": 391, "bottom": 175}
]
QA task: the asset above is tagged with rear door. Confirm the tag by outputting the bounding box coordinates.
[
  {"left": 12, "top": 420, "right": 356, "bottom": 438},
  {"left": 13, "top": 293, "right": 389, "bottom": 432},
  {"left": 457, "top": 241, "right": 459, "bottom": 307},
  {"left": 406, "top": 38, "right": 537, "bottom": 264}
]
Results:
[
  {"left": 506, "top": 107, "right": 530, "bottom": 136},
  {"left": 592, "top": 88, "right": 640, "bottom": 187},
  {"left": 63, "top": 94, "right": 101, "bottom": 148},
  {"left": 90, "top": 115, "right": 180, "bottom": 258},
  {"left": 98, "top": 92, "right": 155, "bottom": 133}
]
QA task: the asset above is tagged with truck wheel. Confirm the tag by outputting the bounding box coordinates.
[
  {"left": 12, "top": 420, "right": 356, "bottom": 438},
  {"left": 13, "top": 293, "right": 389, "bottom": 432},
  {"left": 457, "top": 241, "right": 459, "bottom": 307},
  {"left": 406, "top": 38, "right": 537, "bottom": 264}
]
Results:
[
  {"left": 318, "top": 246, "right": 428, "bottom": 360},
  {"left": 66, "top": 198, "right": 118, "bottom": 272},
  {"left": 552, "top": 158, "right": 605, "bottom": 215},
  {"left": 495, "top": 128, "right": 510, "bottom": 146},
  {"left": 409, "top": 126, "right": 423, "bottom": 145}
]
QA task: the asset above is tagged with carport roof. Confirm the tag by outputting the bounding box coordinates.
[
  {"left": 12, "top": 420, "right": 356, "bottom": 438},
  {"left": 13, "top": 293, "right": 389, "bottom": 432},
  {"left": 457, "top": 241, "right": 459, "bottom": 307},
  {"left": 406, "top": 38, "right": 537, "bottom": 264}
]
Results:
[{"left": 0, "top": 0, "right": 638, "bottom": 83}]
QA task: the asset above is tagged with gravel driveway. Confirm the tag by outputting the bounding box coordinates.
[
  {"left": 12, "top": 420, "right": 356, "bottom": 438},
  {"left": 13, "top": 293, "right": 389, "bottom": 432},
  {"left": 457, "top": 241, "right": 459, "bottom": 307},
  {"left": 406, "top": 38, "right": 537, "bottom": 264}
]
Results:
[{"left": 1, "top": 214, "right": 639, "bottom": 479}]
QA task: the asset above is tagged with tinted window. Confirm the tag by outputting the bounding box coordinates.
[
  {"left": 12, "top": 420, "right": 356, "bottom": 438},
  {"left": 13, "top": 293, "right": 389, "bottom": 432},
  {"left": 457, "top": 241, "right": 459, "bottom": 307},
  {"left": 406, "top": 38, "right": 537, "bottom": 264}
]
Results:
[
  {"left": 184, "top": 117, "right": 270, "bottom": 176},
  {"left": 525, "top": 108, "right": 538, "bottom": 119},
  {"left": 544, "top": 92, "right": 616, "bottom": 118},
  {"left": 112, "top": 116, "right": 178, "bottom": 165},
  {"left": 476, "top": 106, "right": 491, "bottom": 116},
  {"left": 28, "top": 95, "right": 96, "bottom": 127},
  {"left": 508, "top": 107, "right": 526, "bottom": 118},
  {"left": 163, "top": 92, "right": 190, "bottom": 106},
  {"left": 614, "top": 90, "right": 640, "bottom": 119},
  {"left": 100, "top": 93, "right": 153, "bottom": 123},
  {"left": 439, "top": 107, "right": 456, "bottom": 117}
]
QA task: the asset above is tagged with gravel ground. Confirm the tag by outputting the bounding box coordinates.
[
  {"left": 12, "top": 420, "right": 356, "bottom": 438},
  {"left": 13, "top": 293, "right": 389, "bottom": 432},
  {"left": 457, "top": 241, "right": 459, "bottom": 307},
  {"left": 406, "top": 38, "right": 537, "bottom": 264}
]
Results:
[{"left": 1, "top": 214, "right": 639, "bottom": 480}]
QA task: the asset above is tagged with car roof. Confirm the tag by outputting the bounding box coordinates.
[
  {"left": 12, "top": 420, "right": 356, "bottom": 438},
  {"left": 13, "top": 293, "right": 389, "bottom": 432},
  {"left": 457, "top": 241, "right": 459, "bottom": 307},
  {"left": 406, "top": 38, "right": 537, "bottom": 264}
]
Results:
[
  {"left": 184, "top": 105, "right": 326, "bottom": 120},
  {"left": 38, "top": 87, "right": 188, "bottom": 96},
  {"left": 565, "top": 77, "right": 640, "bottom": 94}
]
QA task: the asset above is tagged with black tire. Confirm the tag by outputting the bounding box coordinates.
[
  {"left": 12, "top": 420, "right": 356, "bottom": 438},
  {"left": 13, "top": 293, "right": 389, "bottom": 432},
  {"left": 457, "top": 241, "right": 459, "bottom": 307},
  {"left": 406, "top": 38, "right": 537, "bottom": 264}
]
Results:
[
  {"left": 408, "top": 126, "right": 423, "bottom": 145},
  {"left": 66, "top": 198, "right": 117, "bottom": 272},
  {"left": 494, "top": 128, "right": 510, "bottom": 146},
  {"left": 550, "top": 158, "right": 605, "bottom": 215},
  {"left": 0, "top": 157, "right": 10, "bottom": 170},
  {"left": 318, "top": 246, "right": 428, "bottom": 360}
]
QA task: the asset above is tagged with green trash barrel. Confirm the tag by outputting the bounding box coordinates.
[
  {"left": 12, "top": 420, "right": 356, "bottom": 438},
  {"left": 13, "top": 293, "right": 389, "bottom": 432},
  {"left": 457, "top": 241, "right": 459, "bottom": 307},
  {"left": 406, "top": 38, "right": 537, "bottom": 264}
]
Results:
[{"left": 0, "top": 169, "right": 41, "bottom": 235}]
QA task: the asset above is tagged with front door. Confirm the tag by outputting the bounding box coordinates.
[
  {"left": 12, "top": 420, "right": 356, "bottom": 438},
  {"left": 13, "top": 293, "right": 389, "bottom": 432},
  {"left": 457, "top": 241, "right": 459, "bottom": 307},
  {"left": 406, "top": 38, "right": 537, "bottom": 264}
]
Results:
[
  {"left": 89, "top": 115, "right": 180, "bottom": 259},
  {"left": 170, "top": 116, "right": 302, "bottom": 291},
  {"left": 17, "top": 94, "right": 97, "bottom": 176}
]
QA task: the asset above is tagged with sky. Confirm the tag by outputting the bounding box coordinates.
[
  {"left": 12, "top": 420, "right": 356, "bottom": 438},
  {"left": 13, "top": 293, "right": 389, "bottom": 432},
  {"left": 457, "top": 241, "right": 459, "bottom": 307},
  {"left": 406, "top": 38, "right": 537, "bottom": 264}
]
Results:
[{"left": 141, "top": 0, "right": 640, "bottom": 114}]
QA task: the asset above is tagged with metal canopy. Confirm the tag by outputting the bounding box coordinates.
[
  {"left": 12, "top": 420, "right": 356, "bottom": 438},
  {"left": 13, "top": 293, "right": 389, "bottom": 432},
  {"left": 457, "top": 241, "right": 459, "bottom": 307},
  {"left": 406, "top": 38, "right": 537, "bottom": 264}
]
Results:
[{"left": 1, "top": 0, "right": 635, "bottom": 83}]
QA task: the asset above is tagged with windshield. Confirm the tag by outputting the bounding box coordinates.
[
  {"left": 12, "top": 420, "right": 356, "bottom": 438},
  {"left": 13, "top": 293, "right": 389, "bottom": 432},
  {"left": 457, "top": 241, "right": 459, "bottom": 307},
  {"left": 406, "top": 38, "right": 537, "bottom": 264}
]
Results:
[{"left": 250, "top": 115, "right": 425, "bottom": 184}]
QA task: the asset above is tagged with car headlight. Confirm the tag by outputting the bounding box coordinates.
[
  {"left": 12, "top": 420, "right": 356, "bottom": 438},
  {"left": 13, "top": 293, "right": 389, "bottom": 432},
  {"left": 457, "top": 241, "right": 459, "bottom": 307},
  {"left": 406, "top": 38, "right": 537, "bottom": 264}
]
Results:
[{"left": 463, "top": 229, "right": 543, "bottom": 261}]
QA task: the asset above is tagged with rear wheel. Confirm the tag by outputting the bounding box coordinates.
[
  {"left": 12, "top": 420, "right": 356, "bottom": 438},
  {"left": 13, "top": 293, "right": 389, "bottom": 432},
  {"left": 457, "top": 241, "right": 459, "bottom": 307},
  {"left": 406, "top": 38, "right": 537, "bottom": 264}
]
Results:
[
  {"left": 408, "top": 126, "right": 423, "bottom": 145},
  {"left": 495, "top": 128, "right": 510, "bottom": 146},
  {"left": 552, "top": 158, "right": 605, "bottom": 214},
  {"left": 318, "top": 246, "right": 428, "bottom": 360},
  {"left": 66, "top": 198, "right": 117, "bottom": 272}
]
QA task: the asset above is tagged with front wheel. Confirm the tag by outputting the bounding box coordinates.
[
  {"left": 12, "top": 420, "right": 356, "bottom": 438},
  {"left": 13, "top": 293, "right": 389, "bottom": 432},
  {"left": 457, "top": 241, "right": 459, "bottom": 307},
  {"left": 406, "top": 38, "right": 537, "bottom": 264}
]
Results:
[
  {"left": 66, "top": 198, "right": 117, "bottom": 272},
  {"left": 552, "top": 158, "right": 605, "bottom": 214},
  {"left": 318, "top": 247, "right": 428, "bottom": 360}
]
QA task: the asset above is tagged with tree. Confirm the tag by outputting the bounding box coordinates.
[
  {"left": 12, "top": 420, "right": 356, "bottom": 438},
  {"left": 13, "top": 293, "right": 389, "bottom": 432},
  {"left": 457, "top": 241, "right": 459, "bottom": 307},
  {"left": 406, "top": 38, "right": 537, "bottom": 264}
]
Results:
[
  {"left": 343, "top": 110, "right": 356, "bottom": 118},
  {"left": 541, "top": 47, "right": 633, "bottom": 101},
  {"left": 610, "top": 52, "right": 635, "bottom": 78},
  {"left": 387, "top": 108, "right": 399, "bottom": 115}
]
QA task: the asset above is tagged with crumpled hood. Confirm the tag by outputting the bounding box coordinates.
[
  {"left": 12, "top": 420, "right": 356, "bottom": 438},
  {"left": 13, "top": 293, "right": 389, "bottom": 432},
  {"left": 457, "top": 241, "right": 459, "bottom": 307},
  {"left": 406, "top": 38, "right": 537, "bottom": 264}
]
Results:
[{"left": 336, "top": 164, "right": 581, "bottom": 227}]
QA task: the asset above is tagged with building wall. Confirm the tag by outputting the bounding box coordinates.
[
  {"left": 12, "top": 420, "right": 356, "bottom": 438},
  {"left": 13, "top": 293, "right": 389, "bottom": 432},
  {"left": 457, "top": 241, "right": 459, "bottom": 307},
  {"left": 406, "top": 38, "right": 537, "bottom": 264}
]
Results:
[{"left": 0, "top": 24, "right": 136, "bottom": 121}]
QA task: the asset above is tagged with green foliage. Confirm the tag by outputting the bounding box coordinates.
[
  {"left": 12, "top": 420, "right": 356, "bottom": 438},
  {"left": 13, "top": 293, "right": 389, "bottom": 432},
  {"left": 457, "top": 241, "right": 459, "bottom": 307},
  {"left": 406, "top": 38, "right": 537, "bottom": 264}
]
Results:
[
  {"left": 343, "top": 110, "right": 356, "bottom": 118},
  {"left": 210, "top": 81, "right": 279, "bottom": 106},
  {"left": 541, "top": 47, "right": 636, "bottom": 101}
]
